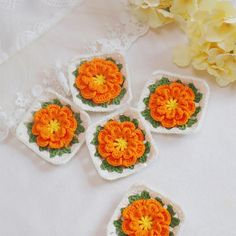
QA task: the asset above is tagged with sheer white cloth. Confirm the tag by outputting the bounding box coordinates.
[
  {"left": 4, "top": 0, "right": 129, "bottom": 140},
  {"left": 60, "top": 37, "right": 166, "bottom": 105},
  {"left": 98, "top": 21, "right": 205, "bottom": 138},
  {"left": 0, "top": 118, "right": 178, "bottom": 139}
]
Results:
[{"left": 0, "top": 0, "right": 84, "bottom": 64}]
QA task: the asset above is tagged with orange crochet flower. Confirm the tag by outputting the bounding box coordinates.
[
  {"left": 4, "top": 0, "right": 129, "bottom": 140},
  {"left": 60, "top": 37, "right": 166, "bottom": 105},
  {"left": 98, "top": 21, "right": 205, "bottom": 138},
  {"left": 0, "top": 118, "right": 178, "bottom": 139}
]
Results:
[
  {"left": 75, "top": 58, "right": 124, "bottom": 104},
  {"left": 32, "top": 104, "right": 77, "bottom": 149},
  {"left": 149, "top": 82, "right": 196, "bottom": 128},
  {"left": 122, "top": 199, "right": 171, "bottom": 236},
  {"left": 97, "top": 120, "right": 145, "bottom": 167}
]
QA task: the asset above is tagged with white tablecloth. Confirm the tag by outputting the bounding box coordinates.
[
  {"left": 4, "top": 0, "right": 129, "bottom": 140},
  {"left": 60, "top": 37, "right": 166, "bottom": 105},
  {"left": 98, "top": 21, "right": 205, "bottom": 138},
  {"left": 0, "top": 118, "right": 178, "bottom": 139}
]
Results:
[{"left": 0, "top": 0, "right": 236, "bottom": 235}]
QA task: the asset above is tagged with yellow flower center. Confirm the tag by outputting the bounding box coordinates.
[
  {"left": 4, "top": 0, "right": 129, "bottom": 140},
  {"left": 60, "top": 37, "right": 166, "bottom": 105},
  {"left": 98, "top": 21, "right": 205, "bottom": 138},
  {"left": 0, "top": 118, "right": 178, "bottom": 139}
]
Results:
[
  {"left": 92, "top": 74, "right": 106, "bottom": 85},
  {"left": 48, "top": 119, "right": 60, "bottom": 134},
  {"left": 166, "top": 98, "right": 178, "bottom": 111},
  {"left": 138, "top": 216, "right": 153, "bottom": 231},
  {"left": 113, "top": 138, "right": 128, "bottom": 151}
]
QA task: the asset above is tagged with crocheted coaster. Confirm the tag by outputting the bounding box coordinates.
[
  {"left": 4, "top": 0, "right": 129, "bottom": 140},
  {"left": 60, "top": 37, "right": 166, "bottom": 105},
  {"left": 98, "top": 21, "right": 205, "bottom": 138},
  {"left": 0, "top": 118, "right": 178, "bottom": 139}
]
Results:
[
  {"left": 68, "top": 52, "right": 132, "bottom": 112},
  {"left": 16, "top": 89, "right": 90, "bottom": 165},
  {"left": 138, "top": 70, "right": 209, "bottom": 134},
  {"left": 86, "top": 107, "right": 158, "bottom": 180},
  {"left": 107, "top": 185, "right": 184, "bottom": 236}
]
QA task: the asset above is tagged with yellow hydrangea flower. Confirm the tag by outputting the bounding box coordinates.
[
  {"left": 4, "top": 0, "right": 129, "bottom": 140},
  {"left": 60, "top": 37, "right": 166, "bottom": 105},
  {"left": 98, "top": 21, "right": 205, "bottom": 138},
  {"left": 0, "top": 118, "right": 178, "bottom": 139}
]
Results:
[
  {"left": 171, "top": 0, "right": 198, "bottom": 20},
  {"left": 174, "top": 1, "right": 236, "bottom": 86},
  {"left": 129, "top": 0, "right": 174, "bottom": 28}
]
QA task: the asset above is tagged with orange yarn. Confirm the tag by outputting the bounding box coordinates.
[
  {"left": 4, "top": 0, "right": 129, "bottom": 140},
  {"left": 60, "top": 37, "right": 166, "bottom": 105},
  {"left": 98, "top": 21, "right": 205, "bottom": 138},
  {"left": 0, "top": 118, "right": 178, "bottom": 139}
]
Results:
[
  {"left": 149, "top": 82, "right": 196, "bottom": 128},
  {"left": 75, "top": 58, "right": 124, "bottom": 104},
  {"left": 122, "top": 199, "right": 171, "bottom": 236},
  {"left": 97, "top": 120, "right": 145, "bottom": 167},
  {"left": 32, "top": 104, "right": 77, "bottom": 149}
]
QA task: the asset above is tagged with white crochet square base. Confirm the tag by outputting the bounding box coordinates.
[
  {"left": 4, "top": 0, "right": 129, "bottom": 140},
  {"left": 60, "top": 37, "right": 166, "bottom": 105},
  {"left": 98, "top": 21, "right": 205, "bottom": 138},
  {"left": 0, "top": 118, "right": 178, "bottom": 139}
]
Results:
[
  {"left": 107, "top": 184, "right": 185, "bottom": 236},
  {"left": 86, "top": 107, "right": 158, "bottom": 180},
  {"left": 16, "top": 89, "right": 90, "bottom": 165},
  {"left": 137, "top": 70, "right": 210, "bottom": 134},
  {"left": 67, "top": 52, "right": 132, "bottom": 112}
]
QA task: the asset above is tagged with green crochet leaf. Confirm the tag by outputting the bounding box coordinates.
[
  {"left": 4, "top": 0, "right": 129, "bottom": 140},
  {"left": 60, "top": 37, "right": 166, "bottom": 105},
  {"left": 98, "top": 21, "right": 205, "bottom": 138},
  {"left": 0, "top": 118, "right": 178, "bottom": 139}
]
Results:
[
  {"left": 141, "top": 109, "right": 160, "bottom": 128},
  {"left": 170, "top": 217, "right": 180, "bottom": 228},
  {"left": 119, "top": 115, "right": 131, "bottom": 122},
  {"left": 155, "top": 196, "right": 164, "bottom": 206},
  {"left": 100, "top": 160, "right": 123, "bottom": 173},
  {"left": 113, "top": 219, "right": 127, "bottom": 236},
  {"left": 128, "top": 190, "right": 151, "bottom": 204}
]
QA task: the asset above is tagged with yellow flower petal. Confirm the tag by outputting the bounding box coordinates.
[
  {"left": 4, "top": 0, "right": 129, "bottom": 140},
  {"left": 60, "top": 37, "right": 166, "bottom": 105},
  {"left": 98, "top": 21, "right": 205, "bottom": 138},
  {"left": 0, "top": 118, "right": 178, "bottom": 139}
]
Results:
[{"left": 173, "top": 45, "right": 192, "bottom": 67}]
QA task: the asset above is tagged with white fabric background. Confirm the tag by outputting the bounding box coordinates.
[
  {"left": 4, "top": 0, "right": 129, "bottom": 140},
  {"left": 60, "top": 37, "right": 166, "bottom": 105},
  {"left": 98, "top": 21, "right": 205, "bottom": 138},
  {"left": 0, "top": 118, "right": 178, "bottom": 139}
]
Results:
[
  {"left": 0, "top": 0, "right": 84, "bottom": 64},
  {"left": 0, "top": 0, "right": 236, "bottom": 235}
]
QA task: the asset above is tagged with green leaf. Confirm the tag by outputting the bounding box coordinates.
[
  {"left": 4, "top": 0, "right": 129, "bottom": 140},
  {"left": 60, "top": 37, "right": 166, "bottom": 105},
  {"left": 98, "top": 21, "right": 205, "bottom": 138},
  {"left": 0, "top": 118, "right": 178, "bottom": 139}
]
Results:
[
  {"left": 195, "top": 92, "right": 203, "bottom": 103},
  {"left": 39, "top": 146, "right": 47, "bottom": 151},
  {"left": 140, "top": 190, "right": 151, "bottom": 199},
  {"left": 76, "top": 93, "right": 100, "bottom": 107},
  {"left": 114, "top": 219, "right": 122, "bottom": 228},
  {"left": 106, "top": 57, "right": 116, "bottom": 64},
  {"left": 132, "top": 118, "right": 139, "bottom": 128},
  {"left": 52, "top": 99, "right": 63, "bottom": 106},
  {"left": 29, "top": 134, "right": 36, "bottom": 143},
  {"left": 50, "top": 149, "right": 57, "bottom": 158},
  {"left": 139, "top": 141, "right": 151, "bottom": 163},
  {"left": 142, "top": 129, "right": 146, "bottom": 137},
  {"left": 26, "top": 122, "right": 33, "bottom": 129},
  {"left": 192, "top": 106, "right": 201, "bottom": 117},
  {"left": 167, "top": 205, "right": 175, "bottom": 216},
  {"left": 144, "top": 141, "right": 151, "bottom": 154},
  {"left": 155, "top": 196, "right": 164, "bottom": 206},
  {"left": 41, "top": 102, "right": 52, "bottom": 108},
  {"left": 143, "top": 97, "right": 149, "bottom": 106},
  {"left": 41, "top": 99, "right": 63, "bottom": 108},
  {"left": 141, "top": 109, "right": 160, "bottom": 128},
  {"left": 148, "top": 77, "right": 170, "bottom": 93},
  {"left": 72, "top": 69, "right": 78, "bottom": 77},
  {"left": 78, "top": 125, "right": 85, "bottom": 133},
  {"left": 74, "top": 113, "right": 85, "bottom": 135},
  {"left": 111, "top": 88, "right": 126, "bottom": 105},
  {"left": 117, "top": 63, "right": 123, "bottom": 71},
  {"left": 148, "top": 84, "right": 157, "bottom": 93},
  {"left": 139, "top": 155, "right": 147, "bottom": 163},
  {"left": 157, "top": 77, "right": 170, "bottom": 86},
  {"left": 178, "top": 125, "right": 186, "bottom": 130},
  {"left": 187, "top": 118, "right": 197, "bottom": 127},
  {"left": 188, "top": 83, "right": 198, "bottom": 94},
  {"left": 94, "top": 150, "right": 100, "bottom": 157},
  {"left": 113, "top": 219, "right": 126, "bottom": 236},
  {"left": 128, "top": 165, "right": 135, "bottom": 170},
  {"left": 169, "top": 232, "right": 174, "bottom": 236},
  {"left": 170, "top": 217, "right": 180, "bottom": 228},
  {"left": 119, "top": 115, "right": 131, "bottom": 122},
  {"left": 120, "top": 208, "right": 125, "bottom": 214},
  {"left": 128, "top": 194, "right": 141, "bottom": 204},
  {"left": 71, "top": 136, "right": 79, "bottom": 145},
  {"left": 26, "top": 122, "right": 37, "bottom": 143},
  {"left": 49, "top": 147, "right": 71, "bottom": 158},
  {"left": 188, "top": 83, "right": 203, "bottom": 103},
  {"left": 100, "top": 160, "right": 123, "bottom": 173},
  {"left": 176, "top": 79, "right": 183, "bottom": 84}
]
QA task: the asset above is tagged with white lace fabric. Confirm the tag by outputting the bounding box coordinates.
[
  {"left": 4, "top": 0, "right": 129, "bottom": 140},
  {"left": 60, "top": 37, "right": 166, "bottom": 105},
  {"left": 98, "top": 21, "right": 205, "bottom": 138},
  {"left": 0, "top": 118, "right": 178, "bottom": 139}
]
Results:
[{"left": 0, "top": 0, "right": 84, "bottom": 64}]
